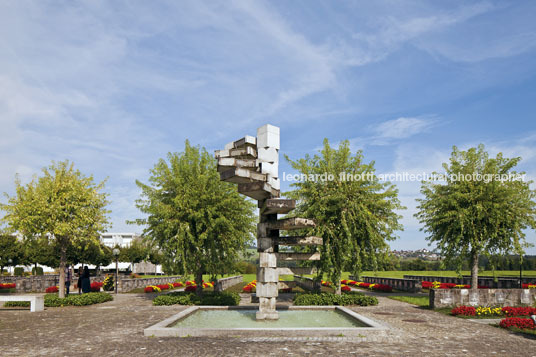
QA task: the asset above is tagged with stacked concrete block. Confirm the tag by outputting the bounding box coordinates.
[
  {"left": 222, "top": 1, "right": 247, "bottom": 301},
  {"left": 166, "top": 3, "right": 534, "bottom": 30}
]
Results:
[{"left": 215, "top": 124, "right": 322, "bottom": 320}]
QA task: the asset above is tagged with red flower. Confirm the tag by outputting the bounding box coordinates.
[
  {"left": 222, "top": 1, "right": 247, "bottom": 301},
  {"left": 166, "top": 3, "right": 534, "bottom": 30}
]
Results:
[
  {"left": 500, "top": 317, "right": 536, "bottom": 330},
  {"left": 373, "top": 284, "right": 393, "bottom": 292},
  {"left": 451, "top": 306, "right": 476, "bottom": 316},
  {"left": 90, "top": 282, "right": 103, "bottom": 292},
  {"left": 45, "top": 286, "right": 59, "bottom": 293},
  {"left": 185, "top": 285, "right": 197, "bottom": 292},
  {"left": 172, "top": 282, "right": 184, "bottom": 288},
  {"left": 341, "top": 285, "right": 351, "bottom": 292}
]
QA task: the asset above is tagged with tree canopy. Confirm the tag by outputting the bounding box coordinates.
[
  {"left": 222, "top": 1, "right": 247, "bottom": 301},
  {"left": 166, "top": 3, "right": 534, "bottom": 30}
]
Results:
[
  {"left": 285, "top": 139, "right": 403, "bottom": 293},
  {"left": 0, "top": 234, "right": 24, "bottom": 274},
  {"left": 1, "top": 160, "right": 110, "bottom": 297},
  {"left": 132, "top": 141, "right": 256, "bottom": 294},
  {"left": 416, "top": 144, "right": 536, "bottom": 289}
]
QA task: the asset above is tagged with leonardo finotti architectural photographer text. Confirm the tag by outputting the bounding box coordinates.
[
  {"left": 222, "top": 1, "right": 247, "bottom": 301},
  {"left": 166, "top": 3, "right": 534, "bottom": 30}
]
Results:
[{"left": 281, "top": 172, "right": 526, "bottom": 183}]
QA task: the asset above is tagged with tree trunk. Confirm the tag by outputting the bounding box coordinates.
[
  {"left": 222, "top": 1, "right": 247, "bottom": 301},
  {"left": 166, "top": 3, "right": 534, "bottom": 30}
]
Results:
[
  {"left": 0, "top": 266, "right": 3, "bottom": 274},
  {"left": 59, "top": 245, "right": 67, "bottom": 298},
  {"left": 335, "top": 278, "right": 342, "bottom": 295},
  {"left": 470, "top": 250, "right": 479, "bottom": 291},
  {"left": 195, "top": 270, "right": 203, "bottom": 297}
]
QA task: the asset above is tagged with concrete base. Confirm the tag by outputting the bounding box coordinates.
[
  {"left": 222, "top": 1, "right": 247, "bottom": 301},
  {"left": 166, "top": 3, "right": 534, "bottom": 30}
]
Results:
[
  {"left": 256, "top": 311, "right": 279, "bottom": 320},
  {"left": 144, "top": 306, "right": 389, "bottom": 338}
]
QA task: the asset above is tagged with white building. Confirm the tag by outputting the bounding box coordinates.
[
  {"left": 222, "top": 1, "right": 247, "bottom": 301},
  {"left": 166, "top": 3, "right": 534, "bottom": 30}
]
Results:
[{"left": 100, "top": 232, "right": 139, "bottom": 248}]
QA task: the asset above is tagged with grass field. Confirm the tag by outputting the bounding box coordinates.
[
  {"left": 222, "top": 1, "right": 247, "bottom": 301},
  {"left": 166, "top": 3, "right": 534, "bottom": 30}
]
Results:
[
  {"left": 298, "top": 271, "right": 536, "bottom": 280},
  {"left": 388, "top": 295, "right": 429, "bottom": 307}
]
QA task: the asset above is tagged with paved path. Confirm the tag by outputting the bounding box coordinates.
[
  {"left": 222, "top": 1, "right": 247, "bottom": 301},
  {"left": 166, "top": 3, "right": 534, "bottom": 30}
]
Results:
[{"left": 1, "top": 292, "right": 535, "bottom": 356}]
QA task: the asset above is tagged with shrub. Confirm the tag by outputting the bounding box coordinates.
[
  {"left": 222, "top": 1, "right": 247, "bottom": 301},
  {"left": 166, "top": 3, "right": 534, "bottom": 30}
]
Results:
[
  {"left": 153, "top": 291, "right": 240, "bottom": 306},
  {"left": 32, "top": 267, "right": 44, "bottom": 275},
  {"left": 293, "top": 292, "right": 378, "bottom": 306},
  {"left": 14, "top": 267, "right": 24, "bottom": 276},
  {"left": 3, "top": 292, "right": 113, "bottom": 308}
]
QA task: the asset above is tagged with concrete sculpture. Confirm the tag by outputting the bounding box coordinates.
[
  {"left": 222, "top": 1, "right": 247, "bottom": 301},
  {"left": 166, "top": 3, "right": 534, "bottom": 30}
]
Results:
[{"left": 215, "top": 124, "right": 322, "bottom": 320}]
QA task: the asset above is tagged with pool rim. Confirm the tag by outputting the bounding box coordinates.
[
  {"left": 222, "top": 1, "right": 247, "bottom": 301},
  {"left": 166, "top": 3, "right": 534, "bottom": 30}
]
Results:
[{"left": 144, "top": 305, "right": 388, "bottom": 337}]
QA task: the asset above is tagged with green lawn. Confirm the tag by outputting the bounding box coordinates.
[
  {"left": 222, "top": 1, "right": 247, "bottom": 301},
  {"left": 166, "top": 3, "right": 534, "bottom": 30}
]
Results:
[
  {"left": 388, "top": 295, "right": 429, "bottom": 307},
  {"left": 298, "top": 271, "right": 536, "bottom": 280}
]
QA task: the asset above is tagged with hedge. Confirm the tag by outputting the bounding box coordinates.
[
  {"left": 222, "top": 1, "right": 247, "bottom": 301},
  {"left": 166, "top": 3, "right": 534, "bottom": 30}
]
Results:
[
  {"left": 3, "top": 292, "right": 113, "bottom": 308},
  {"left": 293, "top": 292, "right": 378, "bottom": 306},
  {"left": 153, "top": 291, "right": 240, "bottom": 306}
]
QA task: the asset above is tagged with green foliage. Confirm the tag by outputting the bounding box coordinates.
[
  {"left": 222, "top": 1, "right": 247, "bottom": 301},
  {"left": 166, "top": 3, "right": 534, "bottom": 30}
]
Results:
[
  {"left": 293, "top": 292, "right": 378, "bottom": 306},
  {"left": 119, "top": 238, "right": 148, "bottom": 269},
  {"left": 132, "top": 141, "right": 256, "bottom": 292},
  {"left": 152, "top": 291, "right": 240, "bottom": 306},
  {"left": 23, "top": 236, "right": 58, "bottom": 268},
  {"left": 0, "top": 234, "right": 24, "bottom": 273},
  {"left": 234, "top": 261, "right": 256, "bottom": 274},
  {"left": 3, "top": 292, "right": 113, "bottom": 308},
  {"left": 416, "top": 144, "right": 536, "bottom": 288},
  {"left": 285, "top": 139, "right": 403, "bottom": 292},
  {"left": 31, "top": 266, "right": 44, "bottom": 275},
  {"left": 1, "top": 160, "right": 111, "bottom": 298},
  {"left": 14, "top": 267, "right": 24, "bottom": 276}
]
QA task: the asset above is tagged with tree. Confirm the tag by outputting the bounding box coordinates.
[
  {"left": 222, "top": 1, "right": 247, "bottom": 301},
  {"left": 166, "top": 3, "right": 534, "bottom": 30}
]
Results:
[
  {"left": 119, "top": 238, "right": 148, "bottom": 272},
  {"left": 0, "top": 234, "right": 24, "bottom": 274},
  {"left": 22, "top": 235, "right": 58, "bottom": 271},
  {"left": 286, "top": 139, "right": 403, "bottom": 294},
  {"left": 416, "top": 144, "right": 536, "bottom": 290},
  {"left": 1, "top": 160, "right": 110, "bottom": 297},
  {"left": 132, "top": 141, "right": 255, "bottom": 295}
]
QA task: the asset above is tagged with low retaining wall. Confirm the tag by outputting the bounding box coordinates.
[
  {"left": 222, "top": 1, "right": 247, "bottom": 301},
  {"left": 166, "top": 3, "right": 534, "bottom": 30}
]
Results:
[
  {"left": 1, "top": 275, "right": 59, "bottom": 293},
  {"left": 353, "top": 276, "right": 422, "bottom": 293},
  {"left": 404, "top": 275, "right": 534, "bottom": 289},
  {"left": 294, "top": 275, "right": 320, "bottom": 291},
  {"left": 214, "top": 275, "right": 243, "bottom": 292},
  {"left": 118, "top": 276, "right": 183, "bottom": 293},
  {"left": 0, "top": 275, "right": 183, "bottom": 293},
  {"left": 430, "top": 288, "right": 536, "bottom": 308}
]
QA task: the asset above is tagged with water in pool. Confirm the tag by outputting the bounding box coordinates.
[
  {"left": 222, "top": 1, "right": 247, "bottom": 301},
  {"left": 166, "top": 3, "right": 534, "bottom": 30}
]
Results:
[{"left": 171, "top": 310, "right": 367, "bottom": 328}]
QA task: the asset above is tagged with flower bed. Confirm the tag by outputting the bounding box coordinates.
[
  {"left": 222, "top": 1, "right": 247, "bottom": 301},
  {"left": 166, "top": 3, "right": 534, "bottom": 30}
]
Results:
[
  {"left": 91, "top": 282, "right": 103, "bottom": 292},
  {"left": 422, "top": 281, "right": 488, "bottom": 289},
  {"left": 144, "top": 280, "right": 205, "bottom": 293},
  {"left": 242, "top": 280, "right": 256, "bottom": 293},
  {"left": 451, "top": 305, "right": 536, "bottom": 318},
  {"left": 45, "top": 286, "right": 59, "bottom": 293},
  {"left": 500, "top": 317, "right": 535, "bottom": 330},
  {"left": 343, "top": 280, "right": 393, "bottom": 293},
  {"left": 0, "top": 283, "right": 16, "bottom": 290},
  {"left": 522, "top": 283, "right": 536, "bottom": 289}
]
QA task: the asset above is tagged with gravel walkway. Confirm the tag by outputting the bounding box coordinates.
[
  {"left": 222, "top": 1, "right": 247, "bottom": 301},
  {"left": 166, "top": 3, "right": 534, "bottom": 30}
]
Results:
[{"left": 1, "top": 292, "right": 535, "bottom": 356}]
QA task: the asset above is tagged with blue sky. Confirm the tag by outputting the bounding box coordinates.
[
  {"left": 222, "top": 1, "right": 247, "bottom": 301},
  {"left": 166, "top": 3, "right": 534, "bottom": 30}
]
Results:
[{"left": 1, "top": 1, "right": 536, "bottom": 252}]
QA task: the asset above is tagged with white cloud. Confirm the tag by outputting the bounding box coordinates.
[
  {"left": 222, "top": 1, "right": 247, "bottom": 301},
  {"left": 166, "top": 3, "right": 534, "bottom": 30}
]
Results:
[{"left": 375, "top": 117, "right": 437, "bottom": 140}]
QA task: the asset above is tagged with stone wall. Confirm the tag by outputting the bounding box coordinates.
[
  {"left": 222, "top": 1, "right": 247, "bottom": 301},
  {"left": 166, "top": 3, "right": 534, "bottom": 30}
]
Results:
[
  {"left": 214, "top": 275, "right": 243, "bottom": 292},
  {"left": 117, "top": 276, "right": 183, "bottom": 293},
  {"left": 1, "top": 275, "right": 183, "bottom": 293},
  {"left": 354, "top": 276, "right": 422, "bottom": 293},
  {"left": 404, "top": 275, "right": 534, "bottom": 289},
  {"left": 293, "top": 275, "right": 320, "bottom": 291},
  {"left": 430, "top": 288, "right": 536, "bottom": 308}
]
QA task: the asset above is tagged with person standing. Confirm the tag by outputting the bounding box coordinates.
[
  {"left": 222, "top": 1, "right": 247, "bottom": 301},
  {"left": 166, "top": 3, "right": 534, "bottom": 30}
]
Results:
[
  {"left": 65, "top": 265, "right": 72, "bottom": 296},
  {"left": 77, "top": 267, "right": 83, "bottom": 294},
  {"left": 81, "top": 266, "right": 91, "bottom": 294}
]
